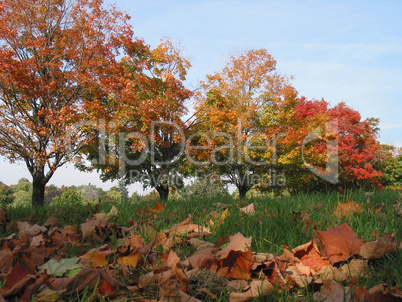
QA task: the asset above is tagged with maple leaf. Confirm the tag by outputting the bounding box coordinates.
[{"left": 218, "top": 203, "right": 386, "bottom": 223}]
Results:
[
  {"left": 359, "top": 232, "right": 397, "bottom": 259},
  {"left": 292, "top": 240, "right": 330, "bottom": 272},
  {"left": 316, "top": 223, "right": 363, "bottom": 264},
  {"left": 312, "top": 279, "right": 351, "bottom": 302},
  {"left": 148, "top": 200, "right": 166, "bottom": 213},
  {"left": 229, "top": 279, "right": 273, "bottom": 302},
  {"left": 333, "top": 199, "right": 362, "bottom": 219},
  {"left": 38, "top": 258, "right": 81, "bottom": 277}
]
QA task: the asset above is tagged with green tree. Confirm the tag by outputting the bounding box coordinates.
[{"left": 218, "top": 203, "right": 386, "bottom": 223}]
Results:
[{"left": 0, "top": 184, "right": 14, "bottom": 206}]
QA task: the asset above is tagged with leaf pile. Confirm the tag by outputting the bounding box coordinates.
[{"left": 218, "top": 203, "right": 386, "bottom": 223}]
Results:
[{"left": 0, "top": 201, "right": 401, "bottom": 301}]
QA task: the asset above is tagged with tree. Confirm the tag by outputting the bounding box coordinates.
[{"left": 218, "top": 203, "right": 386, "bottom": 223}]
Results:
[
  {"left": 376, "top": 145, "right": 402, "bottom": 188},
  {"left": 0, "top": 0, "right": 133, "bottom": 206},
  {"left": 83, "top": 39, "right": 193, "bottom": 200},
  {"left": 329, "top": 102, "right": 382, "bottom": 189},
  {"left": 276, "top": 98, "right": 383, "bottom": 192},
  {"left": 193, "top": 49, "right": 297, "bottom": 198}
]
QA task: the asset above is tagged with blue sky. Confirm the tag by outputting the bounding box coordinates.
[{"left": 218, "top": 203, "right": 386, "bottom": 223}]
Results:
[{"left": 1, "top": 0, "right": 401, "bottom": 191}]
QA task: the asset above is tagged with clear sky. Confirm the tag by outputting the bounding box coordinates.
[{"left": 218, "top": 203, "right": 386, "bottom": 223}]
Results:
[{"left": 1, "top": 0, "right": 401, "bottom": 192}]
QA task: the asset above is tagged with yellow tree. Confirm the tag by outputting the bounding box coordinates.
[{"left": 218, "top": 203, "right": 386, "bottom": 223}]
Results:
[
  {"left": 192, "top": 49, "right": 298, "bottom": 198},
  {"left": 0, "top": 0, "right": 133, "bottom": 206}
]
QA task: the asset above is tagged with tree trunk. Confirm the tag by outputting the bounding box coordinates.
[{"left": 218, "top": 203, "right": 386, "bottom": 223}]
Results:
[
  {"left": 156, "top": 184, "right": 169, "bottom": 200},
  {"left": 238, "top": 185, "right": 249, "bottom": 199},
  {"left": 32, "top": 176, "right": 47, "bottom": 207}
]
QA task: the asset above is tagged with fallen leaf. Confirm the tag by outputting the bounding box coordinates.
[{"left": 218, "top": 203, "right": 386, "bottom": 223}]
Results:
[
  {"left": 216, "top": 233, "right": 252, "bottom": 260},
  {"left": 240, "top": 203, "right": 255, "bottom": 215},
  {"left": 359, "top": 232, "right": 397, "bottom": 259},
  {"left": 148, "top": 200, "right": 166, "bottom": 214},
  {"left": 292, "top": 241, "right": 330, "bottom": 272},
  {"left": 80, "top": 251, "right": 108, "bottom": 268},
  {"left": 339, "top": 259, "right": 367, "bottom": 280},
  {"left": 38, "top": 258, "right": 81, "bottom": 277},
  {"left": 17, "top": 221, "right": 47, "bottom": 237},
  {"left": 312, "top": 279, "right": 350, "bottom": 302},
  {"left": 229, "top": 279, "right": 273, "bottom": 302},
  {"left": 220, "top": 208, "right": 229, "bottom": 224},
  {"left": 316, "top": 223, "right": 363, "bottom": 264},
  {"left": 188, "top": 238, "right": 216, "bottom": 250},
  {"left": 43, "top": 217, "right": 62, "bottom": 227},
  {"left": 334, "top": 200, "right": 362, "bottom": 219}
]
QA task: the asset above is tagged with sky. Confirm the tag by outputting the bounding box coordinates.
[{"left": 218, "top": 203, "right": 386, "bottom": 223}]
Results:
[{"left": 1, "top": 0, "right": 401, "bottom": 193}]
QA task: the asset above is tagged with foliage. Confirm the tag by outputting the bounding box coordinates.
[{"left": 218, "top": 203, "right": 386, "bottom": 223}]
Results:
[
  {"left": 0, "top": 0, "right": 134, "bottom": 206},
  {"left": 179, "top": 175, "right": 230, "bottom": 199},
  {"left": 83, "top": 39, "right": 193, "bottom": 200},
  {"left": 377, "top": 145, "right": 402, "bottom": 188},
  {"left": 51, "top": 188, "right": 85, "bottom": 207},
  {"left": 193, "top": 49, "right": 298, "bottom": 198},
  {"left": 0, "top": 184, "right": 14, "bottom": 206}
]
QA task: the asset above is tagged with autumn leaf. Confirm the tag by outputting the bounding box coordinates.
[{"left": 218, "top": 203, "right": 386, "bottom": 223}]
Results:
[
  {"left": 333, "top": 199, "right": 362, "bottom": 218},
  {"left": 80, "top": 251, "right": 108, "bottom": 268},
  {"left": 229, "top": 279, "right": 273, "bottom": 302},
  {"left": 240, "top": 203, "right": 255, "bottom": 215},
  {"left": 292, "top": 241, "right": 330, "bottom": 272},
  {"left": 316, "top": 223, "right": 363, "bottom": 264},
  {"left": 359, "top": 232, "right": 397, "bottom": 259},
  {"left": 148, "top": 200, "right": 166, "bottom": 213},
  {"left": 38, "top": 258, "right": 81, "bottom": 277},
  {"left": 312, "top": 279, "right": 351, "bottom": 302}
]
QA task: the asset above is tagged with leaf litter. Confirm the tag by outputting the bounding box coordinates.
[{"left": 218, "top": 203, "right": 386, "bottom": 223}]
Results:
[{"left": 0, "top": 200, "right": 400, "bottom": 301}]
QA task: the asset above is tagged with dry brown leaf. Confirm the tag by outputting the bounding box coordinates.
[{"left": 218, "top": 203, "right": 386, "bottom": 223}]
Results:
[
  {"left": 339, "top": 259, "right": 367, "bottom": 280},
  {"left": 229, "top": 279, "right": 273, "bottom": 302},
  {"left": 43, "top": 217, "right": 62, "bottom": 228},
  {"left": 313, "top": 279, "right": 351, "bottom": 302},
  {"left": 240, "top": 203, "right": 255, "bottom": 215},
  {"left": 216, "top": 233, "right": 252, "bottom": 260},
  {"left": 316, "top": 223, "right": 363, "bottom": 264},
  {"left": 285, "top": 264, "right": 313, "bottom": 287},
  {"left": 80, "top": 218, "right": 109, "bottom": 239},
  {"left": 29, "top": 234, "right": 45, "bottom": 248},
  {"left": 17, "top": 221, "right": 47, "bottom": 237},
  {"left": 334, "top": 200, "right": 362, "bottom": 218},
  {"left": 359, "top": 233, "right": 397, "bottom": 259},
  {"left": 188, "top": 238, "right": 215, "bottom": 250},
  {"left": 183, "top": 247, "right": 217, "bottom": 269}
]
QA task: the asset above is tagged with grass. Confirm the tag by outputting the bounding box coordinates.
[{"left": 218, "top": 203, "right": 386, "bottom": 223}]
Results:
[{"left": 1, "top": 189, "right": 401, "bottom": 301}]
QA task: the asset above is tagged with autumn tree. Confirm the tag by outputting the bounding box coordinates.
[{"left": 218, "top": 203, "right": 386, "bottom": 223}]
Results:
[
  {"left": 329, "top": 102, "right": 383, "bottom": 189},
  {"left": 0, "top": 0, "right": 133, "bottom": 206},
  {"left": 193, "top": 49, "right": 298, "bottom": 198},
  {"left": 82, "top": 39, "right": 193, "bottom": 200},
  {"left": 275, "top": 98, "right": 383, "bottom": 192}
]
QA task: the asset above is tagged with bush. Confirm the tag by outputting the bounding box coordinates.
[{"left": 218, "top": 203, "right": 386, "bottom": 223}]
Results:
[
  {"left": 0, "top": 184, "right": 14, "bottom": 206},
  {"left": 51, "top": 189, "right": 85, "bottom": 207}
]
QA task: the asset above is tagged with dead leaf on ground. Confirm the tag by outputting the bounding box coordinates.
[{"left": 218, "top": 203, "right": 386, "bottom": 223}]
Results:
[
  {"left": 316, "top": 223, "right": 363, "bottom": 264},
  {"left": 240, "top": 203, "right": 255, "bottom": 215},
  {"left": 292, "top": 240, "right": 330, "bottom": 272},
  {"left": 188, "top": 238, "right": 215, "bottom": 250},
  {"left": 359, "top": 232, "right": 397, "bottom": 259},
  {"left": 312, "top": 279, "right": 351, "bottom": 302},
  {"left": 229, "top": 279, "right": 273, "bottom": 302},
  {"left": 334, "top": 200, "right": 362, "bottom": 219}
]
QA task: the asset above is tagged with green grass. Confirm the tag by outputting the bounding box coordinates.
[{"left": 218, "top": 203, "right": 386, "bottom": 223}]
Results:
[{"left": 1, "top": 189, "right": 401, "bottom": 301}]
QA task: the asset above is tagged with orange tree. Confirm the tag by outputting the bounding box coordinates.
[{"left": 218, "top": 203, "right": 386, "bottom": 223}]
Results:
[
  {"left": 192, "top": 49, "right": 298, "bottom": 198},
  {"left": 82, "top": 40, "right": 193, "bottom": 200},
  {"left": 0, "top": 0, "right": 134, "bottom": 206}
]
